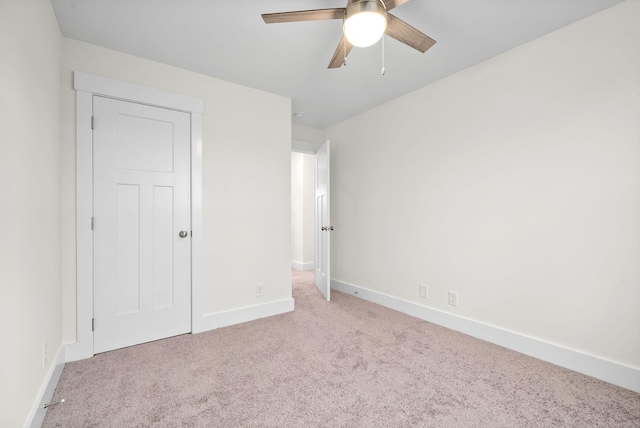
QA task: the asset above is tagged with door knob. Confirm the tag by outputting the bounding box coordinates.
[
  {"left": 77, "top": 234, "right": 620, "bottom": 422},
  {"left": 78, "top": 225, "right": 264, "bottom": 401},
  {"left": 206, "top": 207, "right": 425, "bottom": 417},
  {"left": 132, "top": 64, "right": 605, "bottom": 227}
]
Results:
[
  {"left": 179, "top": 231, "right": 188, "bottom": 238},
  {"left": 321, "top": 227, "right": 327, "bottom": 231}
]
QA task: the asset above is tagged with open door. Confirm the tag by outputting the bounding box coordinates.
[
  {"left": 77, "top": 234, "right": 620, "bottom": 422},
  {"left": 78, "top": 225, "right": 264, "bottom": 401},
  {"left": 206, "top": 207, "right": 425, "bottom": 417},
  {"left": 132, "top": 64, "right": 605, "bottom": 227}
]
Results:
[{"left": 314, "top": 140, "right": 331, "bottom": 300}]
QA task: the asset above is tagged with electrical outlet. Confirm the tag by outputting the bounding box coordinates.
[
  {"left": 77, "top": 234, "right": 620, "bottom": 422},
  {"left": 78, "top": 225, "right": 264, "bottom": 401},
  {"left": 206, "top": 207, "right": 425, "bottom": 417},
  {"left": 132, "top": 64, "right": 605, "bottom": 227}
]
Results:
[
  {"left": 419, "top": 284, "right": 428, "bottom": 299},
  {"left": 42, "top": 342, "right": 47, "bottom": 368},
  {"left": 448, "top": 291, "right": 458, "bottom": 307},
  {"left": 256, "top": 283, "right": 265, "bottom": 297}
]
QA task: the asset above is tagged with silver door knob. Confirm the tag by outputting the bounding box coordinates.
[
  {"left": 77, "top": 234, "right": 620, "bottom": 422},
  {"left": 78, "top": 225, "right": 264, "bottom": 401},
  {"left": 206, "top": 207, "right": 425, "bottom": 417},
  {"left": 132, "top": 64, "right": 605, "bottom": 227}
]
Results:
[
  {"left": 179, "top": 231, "right": 188, "bottom": 238},
  {"left": 321, "top": 227, "right": 327, "bottom": 231}
]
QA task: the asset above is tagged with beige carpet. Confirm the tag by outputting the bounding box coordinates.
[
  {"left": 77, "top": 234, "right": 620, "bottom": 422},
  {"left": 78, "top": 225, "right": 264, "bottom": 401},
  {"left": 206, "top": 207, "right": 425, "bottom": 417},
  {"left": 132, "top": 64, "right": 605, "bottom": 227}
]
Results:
[{"left": 44, "top": 270, "right": 639, "bottom": 427}]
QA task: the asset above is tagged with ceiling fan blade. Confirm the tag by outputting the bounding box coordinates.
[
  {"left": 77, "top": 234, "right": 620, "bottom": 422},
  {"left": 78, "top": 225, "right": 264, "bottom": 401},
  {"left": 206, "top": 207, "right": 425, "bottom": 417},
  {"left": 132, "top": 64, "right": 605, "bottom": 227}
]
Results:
[
  {"left": 328, "top": 36, "right": 354, "bottom": 69},
  {"left": 262, "top": 8, "right": 345, "bottom": 24},
  {"left": 385, "top": 14, "right": 436, "bottom": 53},
  {"left": 381, "top": 0, "right": 411, "bottom": 11}
]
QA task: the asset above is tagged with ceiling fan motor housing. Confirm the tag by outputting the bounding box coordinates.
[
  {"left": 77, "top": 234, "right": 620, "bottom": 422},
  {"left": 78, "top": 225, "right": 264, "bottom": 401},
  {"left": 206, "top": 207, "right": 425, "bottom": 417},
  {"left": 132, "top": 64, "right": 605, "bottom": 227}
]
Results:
[{"left": 346, "top": 0, "right": 387, "bottom": 19}]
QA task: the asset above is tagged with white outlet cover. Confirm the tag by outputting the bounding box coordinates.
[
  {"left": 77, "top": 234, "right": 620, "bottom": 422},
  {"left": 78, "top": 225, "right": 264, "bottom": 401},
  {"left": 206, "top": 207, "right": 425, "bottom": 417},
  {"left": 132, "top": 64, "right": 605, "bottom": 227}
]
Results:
[
  {"left": 419, "top": 284, "right": 428, "bottom": 299},
  {"left": 448, "top": 291, "right": 458, "bottom": 307}
]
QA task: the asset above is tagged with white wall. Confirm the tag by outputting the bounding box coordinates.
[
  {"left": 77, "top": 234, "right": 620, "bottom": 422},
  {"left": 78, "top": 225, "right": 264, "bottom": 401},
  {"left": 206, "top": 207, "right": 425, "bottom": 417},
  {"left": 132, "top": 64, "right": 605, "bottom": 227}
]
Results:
[
  {"left": 291, "top": 125, "right": 323, "bottom": 270},
  {"left": 291, "top": 152, "right": 316, "bottom": 269},
  {"left": 292, "top": 124, "right": 324, "bottom": 144},
  {"left": 0, "top": 0, "right": 62, "bottom": 426},
  {"left": 61, "top": 39, "right": 292, "bottom": 341},
  {"left": 326, "top": 0, "right": 640, "bottom": 369},
  {"left": 291, "top": 153, "right": 305, "bottom": 264},
  {"left": 302, "top": 154, "right": 315, "bottom": 264}
]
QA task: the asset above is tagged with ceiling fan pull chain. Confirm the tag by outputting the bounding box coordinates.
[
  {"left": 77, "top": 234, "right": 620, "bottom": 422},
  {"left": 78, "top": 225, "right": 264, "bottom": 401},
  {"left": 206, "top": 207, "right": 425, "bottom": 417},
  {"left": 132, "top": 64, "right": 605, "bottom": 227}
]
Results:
[
  {"left": 381, "top": 35, "right": 386, "bottom": 76},
  {"left": 343, "top": 37, "right": 347, "bottom": 66}
]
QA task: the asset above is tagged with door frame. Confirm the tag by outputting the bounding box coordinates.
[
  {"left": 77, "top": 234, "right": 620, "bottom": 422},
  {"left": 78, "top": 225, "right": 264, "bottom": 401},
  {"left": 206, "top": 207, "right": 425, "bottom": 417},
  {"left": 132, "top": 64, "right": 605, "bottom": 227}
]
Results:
[{"left": 68, "top": 71, "right": 204, "bottom": 361}]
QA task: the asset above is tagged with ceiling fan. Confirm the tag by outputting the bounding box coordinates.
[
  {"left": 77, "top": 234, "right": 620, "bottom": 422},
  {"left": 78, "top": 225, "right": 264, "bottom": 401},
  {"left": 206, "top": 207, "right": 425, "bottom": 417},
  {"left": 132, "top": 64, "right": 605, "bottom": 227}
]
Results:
[{"left": 262, "top": 0, "right": 436, "bottom": 69}]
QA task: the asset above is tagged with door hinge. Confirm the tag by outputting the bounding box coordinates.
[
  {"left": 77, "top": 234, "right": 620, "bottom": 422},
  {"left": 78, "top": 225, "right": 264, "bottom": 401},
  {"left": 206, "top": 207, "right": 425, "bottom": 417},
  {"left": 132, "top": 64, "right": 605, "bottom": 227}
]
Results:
[
  {"left": 91, "top": 116, "right": 94, "bottom": 130},
  {"left": 91, "top": 217, "right": 94, "bottom": 230},
  {"left": 92, "top": 318, "right": 95, "bottom": 331}
]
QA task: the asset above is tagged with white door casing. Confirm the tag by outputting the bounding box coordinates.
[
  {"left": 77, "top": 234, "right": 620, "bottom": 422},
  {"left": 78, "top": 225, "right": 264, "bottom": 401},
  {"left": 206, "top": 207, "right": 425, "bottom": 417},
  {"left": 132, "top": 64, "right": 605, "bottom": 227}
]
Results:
[
  {"left": 314, "top": 140, "right": 331, "bottom": 301},
  {"left": 93, "top": 96, "right": 192, "bottom": 353},
  {"left": 69, "top": 72, "right": 203, "bottom": 362}
]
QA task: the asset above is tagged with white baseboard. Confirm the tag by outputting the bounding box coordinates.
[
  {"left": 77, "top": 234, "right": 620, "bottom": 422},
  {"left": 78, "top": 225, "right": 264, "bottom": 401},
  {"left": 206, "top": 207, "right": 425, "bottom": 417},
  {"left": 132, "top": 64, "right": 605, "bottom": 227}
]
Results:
[
  {"left": 64, "top": 340, "right": 93, "bottom": 363},
  {"left": 194, "top": 297, "right": 295, "bottom": 333},
  {"left": 26, "top": 346, "right": 66, "bottom": 428},
  {"left": 291, "top": 261, "right": 314, "bottom": 271},
  {"left": 331, "top": 278, "right": 640, "bottom": 393},
  {"left": 65, "top": 298, "right": 296, "bottom": 360}
]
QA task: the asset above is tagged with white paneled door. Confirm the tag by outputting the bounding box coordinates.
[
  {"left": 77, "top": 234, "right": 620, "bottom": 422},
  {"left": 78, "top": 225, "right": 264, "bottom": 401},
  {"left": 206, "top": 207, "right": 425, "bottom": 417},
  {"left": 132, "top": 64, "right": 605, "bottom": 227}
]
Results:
[
  {"left": 314, "top": 141, "right": 331, "bottom": 301},
  {"left": 93, "top": 96, "right": 191, "bottom": 354}
]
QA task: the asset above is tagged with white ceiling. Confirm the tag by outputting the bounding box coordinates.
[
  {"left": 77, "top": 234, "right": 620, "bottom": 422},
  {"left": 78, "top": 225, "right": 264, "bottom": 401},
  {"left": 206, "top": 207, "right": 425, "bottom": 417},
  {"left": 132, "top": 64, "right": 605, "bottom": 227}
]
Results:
[{"left": 50, "top": 0, "right": 623, "bottom": 129}]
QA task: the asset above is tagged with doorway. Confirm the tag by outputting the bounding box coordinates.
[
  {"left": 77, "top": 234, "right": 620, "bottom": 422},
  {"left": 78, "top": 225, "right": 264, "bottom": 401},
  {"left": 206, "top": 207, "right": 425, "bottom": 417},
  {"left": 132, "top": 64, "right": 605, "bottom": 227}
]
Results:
[{"left": 291, "top": 139, "right": 331, "bottom": 301}]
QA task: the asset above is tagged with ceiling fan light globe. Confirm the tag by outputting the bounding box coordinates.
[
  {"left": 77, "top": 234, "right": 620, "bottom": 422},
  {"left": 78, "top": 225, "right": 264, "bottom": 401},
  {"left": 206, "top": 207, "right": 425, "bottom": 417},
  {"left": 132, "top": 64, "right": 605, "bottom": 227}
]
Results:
[
  {"left": 343, "top": 1, "right": 388, "bottom": 48},
  {"left": 344, "top": 11, "right": 387, "bottom": 47}
]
